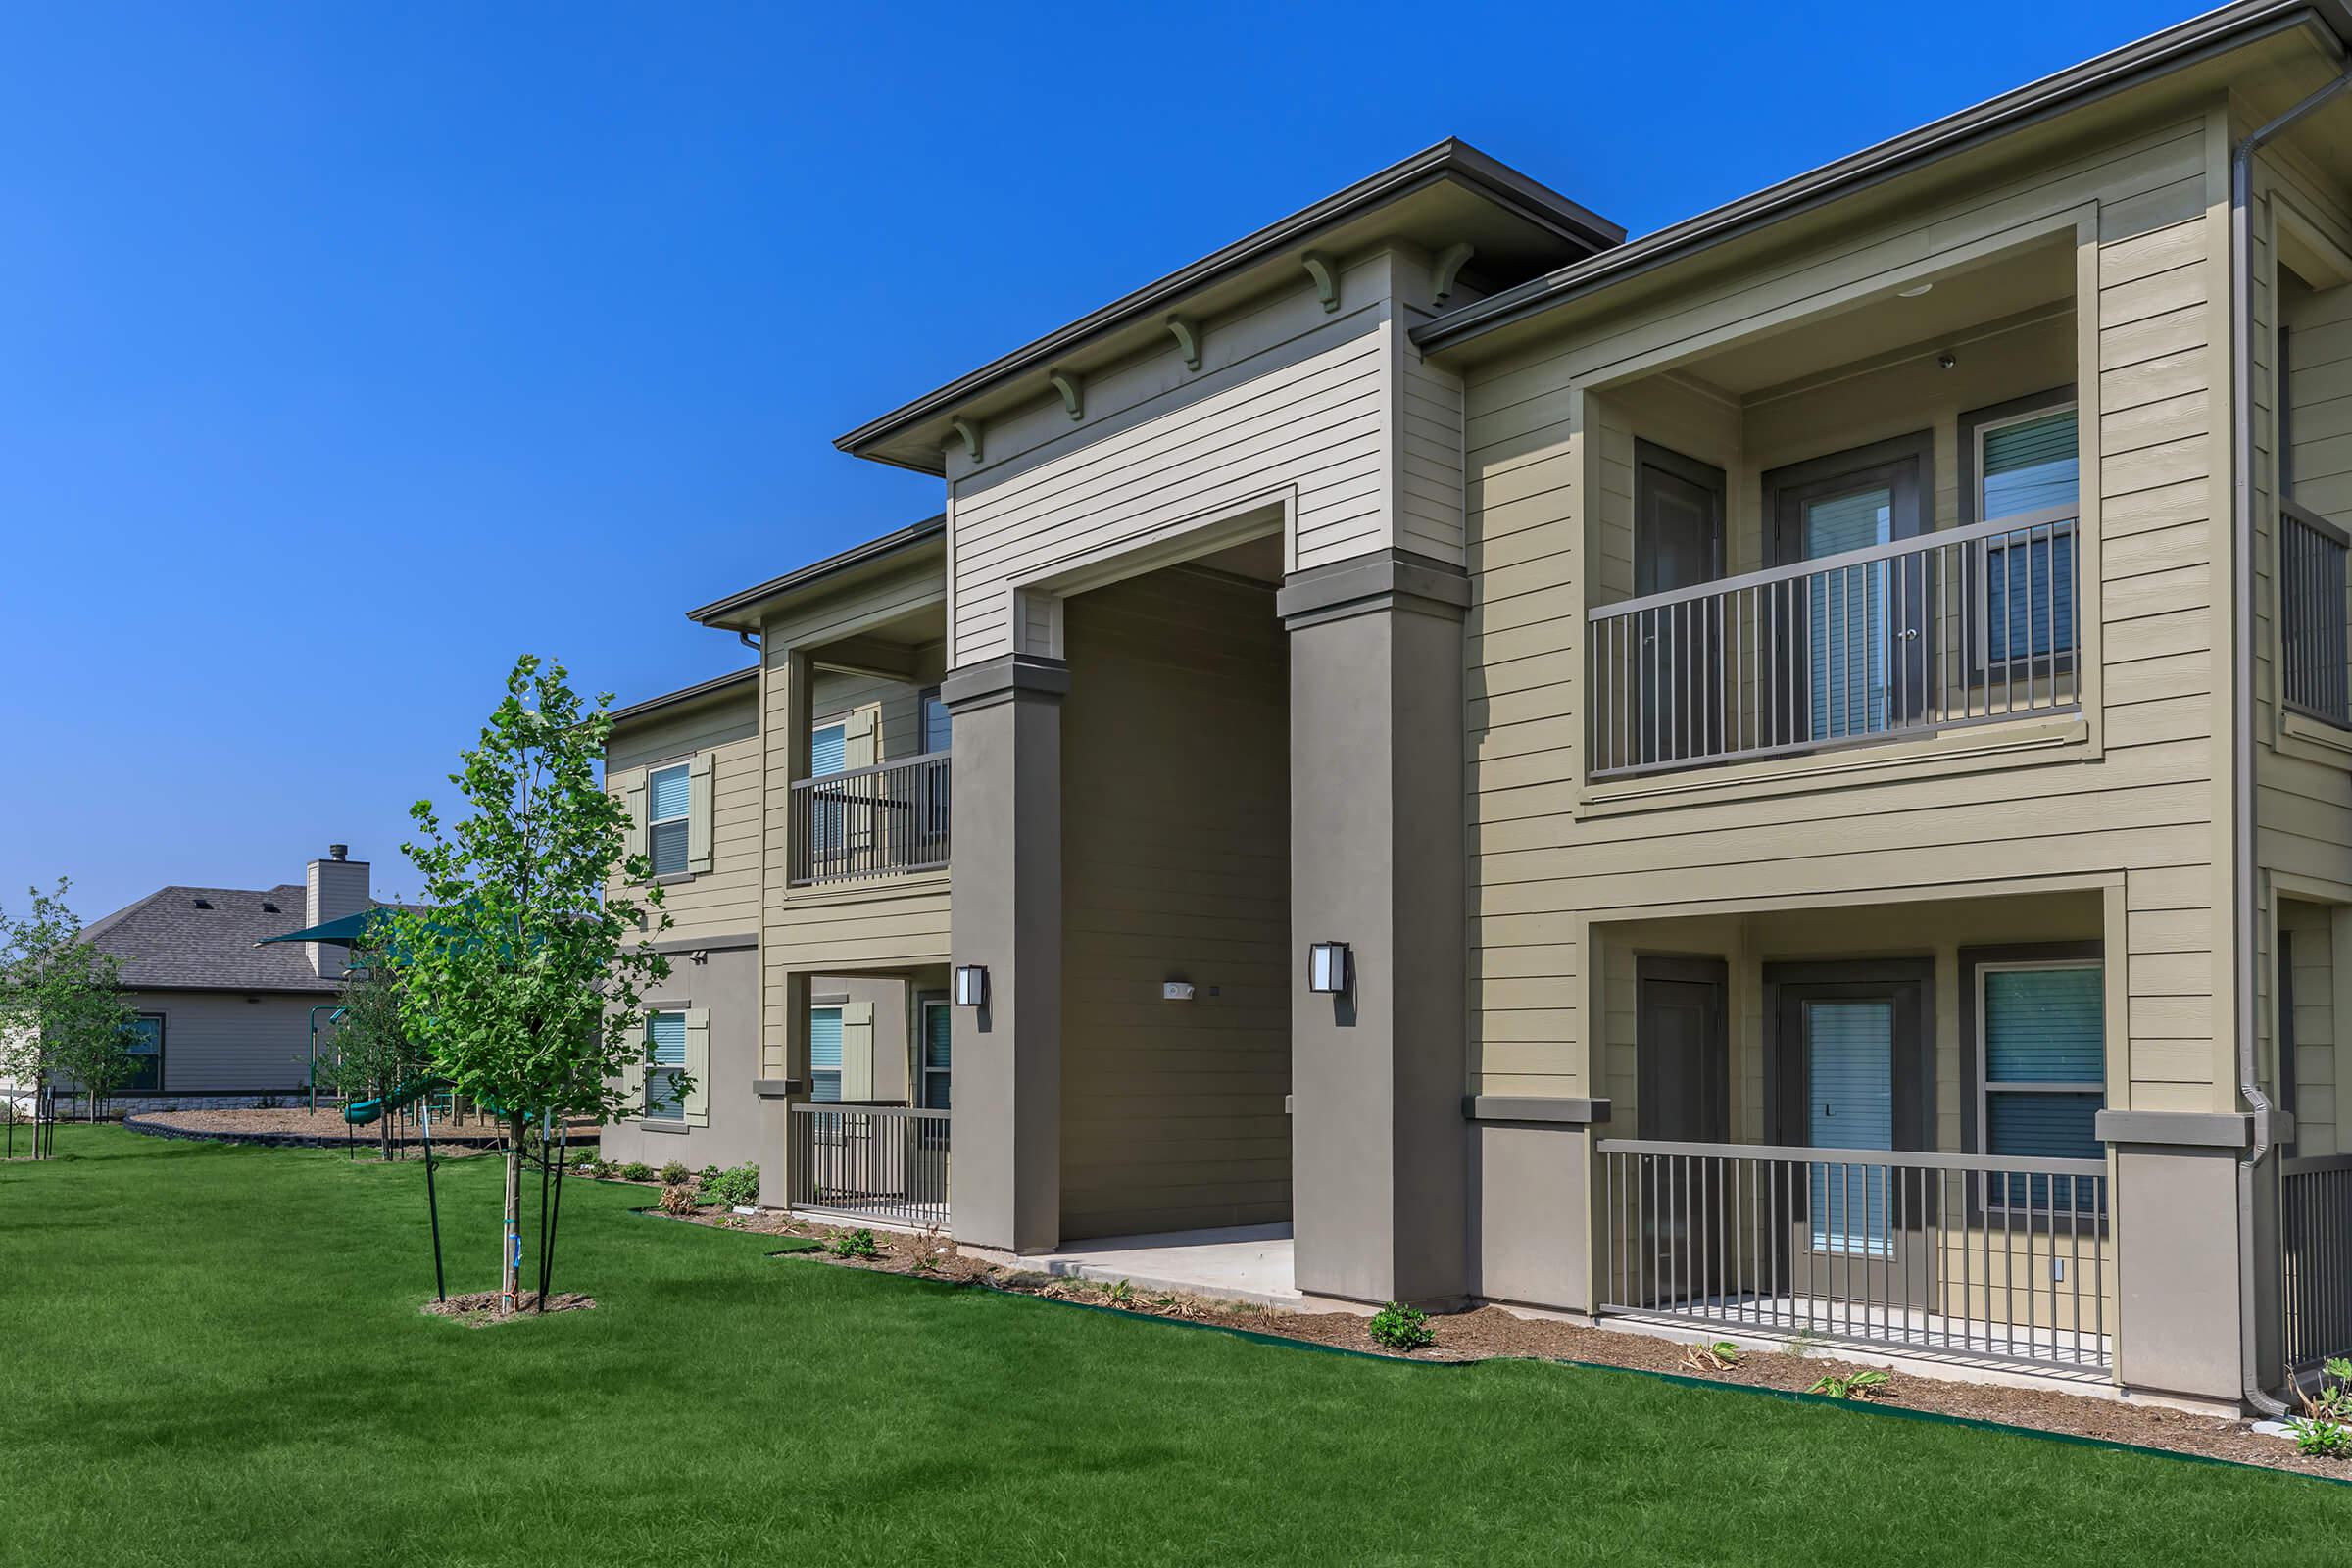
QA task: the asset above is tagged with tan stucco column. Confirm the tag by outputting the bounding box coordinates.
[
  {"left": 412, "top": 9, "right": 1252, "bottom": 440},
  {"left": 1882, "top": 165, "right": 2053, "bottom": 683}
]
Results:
[
  {"left": 1278, "top": 550, "right": 1471, "bottom": 1305},
  {"left": 2098, "top": 1109, "right": 2278, "bottom": 1407},
  {"left": 941, "top": 653, "right": 1068, "bottom": 1253}
]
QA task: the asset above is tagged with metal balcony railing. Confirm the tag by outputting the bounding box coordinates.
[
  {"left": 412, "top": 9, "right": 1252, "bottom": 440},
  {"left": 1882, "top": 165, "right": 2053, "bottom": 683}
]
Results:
[
  {"left": 789, "top": 751, "right": 951, "bottom": 886},
  {"left": 2281, "top": 503, "right": 2351, "bottom": 728},
  {"left": 788, "top": 1102, "right": 950, "bottom": 1229},
  {"left": 1588, "top": 512, "right": 2081, "bottom": 779},
  {"left": 1596, "top": 1138, "right": 2112, "bottom": 1374}
]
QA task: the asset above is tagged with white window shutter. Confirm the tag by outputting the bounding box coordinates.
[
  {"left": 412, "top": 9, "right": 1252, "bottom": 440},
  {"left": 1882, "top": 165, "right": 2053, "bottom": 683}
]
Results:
[
  {"left": 844, "top": 704, "right": 880, "bottom": 769},
  {"left": 620, "top": 769, "right": 649, "bottom": 876},
  {"left": 683, "top": 1007, "right": 711, "bottom": 1125},
  {"left": 840, "top": 1000, "right": 875, "bottom": 1102},
  {"left": 687, "top": 752, "right": 715, "bottom": 874}
]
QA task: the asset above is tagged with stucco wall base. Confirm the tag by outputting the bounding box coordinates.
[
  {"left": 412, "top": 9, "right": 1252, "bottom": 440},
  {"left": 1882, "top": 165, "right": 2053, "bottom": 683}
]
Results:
[
  {"left": 2110, "top": 1143, "right": 2251, "bottom": 1408},
  {"left": 1469, "top": 1122, "right": 1593, "bottom": 1311}
]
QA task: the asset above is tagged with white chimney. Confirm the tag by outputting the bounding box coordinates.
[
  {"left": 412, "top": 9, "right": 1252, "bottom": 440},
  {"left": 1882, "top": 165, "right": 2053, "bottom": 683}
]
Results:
[{"left": 305, "top": 844, "right": 371, "bottom": 979}]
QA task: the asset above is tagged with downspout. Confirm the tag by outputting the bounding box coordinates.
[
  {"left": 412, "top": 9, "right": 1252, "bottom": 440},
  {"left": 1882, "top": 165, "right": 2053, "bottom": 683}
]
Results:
[
  {"left": 2230, "top": 66, "right": 2352, "bottom": 1419},
  {"left": 738, "top": 630, "right": 761, "bottom": 654}
]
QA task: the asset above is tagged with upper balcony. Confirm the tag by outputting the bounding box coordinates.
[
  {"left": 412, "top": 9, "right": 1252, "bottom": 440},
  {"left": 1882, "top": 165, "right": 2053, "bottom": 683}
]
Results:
[
  {"left": 791, "top": 748, "right": 950, "bottom": 886},
  {"left": 1579, "top": 235, "right": 2091, "bottom": 786}
]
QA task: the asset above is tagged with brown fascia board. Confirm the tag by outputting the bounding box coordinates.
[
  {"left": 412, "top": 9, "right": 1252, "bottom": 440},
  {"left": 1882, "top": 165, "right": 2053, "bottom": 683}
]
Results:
[
  {"left": 832, "top": 139, "right": 1625, "bottom": 471},
  {"left": 684, "top": 514, "right": 946, "bottom": 631},
  {"left": 1414, "top": 0, "right": 2352, "bottom": 359},
  {"left": 608, "top": 665, "right": 760, "bottom": 726}
]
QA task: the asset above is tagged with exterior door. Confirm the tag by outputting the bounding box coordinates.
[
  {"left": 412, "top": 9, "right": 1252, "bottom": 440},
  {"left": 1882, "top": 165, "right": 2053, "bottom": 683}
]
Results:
[
  {"left": 1769, "top": 966, "right": 1934, "bottom": 1310},
  {"left": 1638, "top": 956, "right": 1729, "bottom": 1142},
  {"left": 1633, "top": 442, "right": 1727, "bottom": 764},
  {"left": 1634, "top": 956, "right": 1729, "bottom": 1306},
  {"left": 1767, "top": 437, "right": 1931, "bottom": 743}
]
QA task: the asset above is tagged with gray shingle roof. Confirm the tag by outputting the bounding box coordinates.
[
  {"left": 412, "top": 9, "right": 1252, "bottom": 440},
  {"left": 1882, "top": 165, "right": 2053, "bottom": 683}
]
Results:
[{"left": 79, "top": 884, "right": 360, "bottom": 994}]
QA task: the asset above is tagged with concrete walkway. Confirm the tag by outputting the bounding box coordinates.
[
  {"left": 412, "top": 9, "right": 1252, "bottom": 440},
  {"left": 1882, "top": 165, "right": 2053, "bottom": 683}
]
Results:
[{"left": 1014, "top": 1223, "right": 1313, "bottom": 1311}]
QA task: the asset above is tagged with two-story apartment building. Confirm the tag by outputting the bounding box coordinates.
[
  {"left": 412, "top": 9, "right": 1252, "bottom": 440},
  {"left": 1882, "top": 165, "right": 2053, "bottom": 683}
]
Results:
[{"left": 611, "top": 1, "right": 2352, "bottom": 1414}]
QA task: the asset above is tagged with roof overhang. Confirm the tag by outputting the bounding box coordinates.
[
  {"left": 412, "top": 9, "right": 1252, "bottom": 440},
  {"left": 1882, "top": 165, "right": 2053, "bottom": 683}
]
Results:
[
  {"left": 1415, "top": 0, "right": 2352, "bottom": 361},
  {"left": 835, "top": 139, "right": 1625, "bottom": 474},
  {"left": 686, "top": 514, "right": 946, "bottom": 632},
  {"left": 608, "top": 666, "right": 760, "bottom": 727}
]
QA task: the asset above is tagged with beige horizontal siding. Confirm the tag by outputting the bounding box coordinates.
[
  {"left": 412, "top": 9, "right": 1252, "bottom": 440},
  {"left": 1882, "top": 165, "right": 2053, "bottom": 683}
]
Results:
[
  {"left": 1455, "top": 102, "right": 2230, "bottom": 1116},
  {"left": 946, "top": 247, "right": 1467, "bottom": 666}
]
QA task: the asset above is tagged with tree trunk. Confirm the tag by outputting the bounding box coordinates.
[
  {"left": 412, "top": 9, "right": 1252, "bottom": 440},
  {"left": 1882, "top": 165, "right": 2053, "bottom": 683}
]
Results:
[{"left": 501, "top": 1112, "right": 526, "bottom": 1315}]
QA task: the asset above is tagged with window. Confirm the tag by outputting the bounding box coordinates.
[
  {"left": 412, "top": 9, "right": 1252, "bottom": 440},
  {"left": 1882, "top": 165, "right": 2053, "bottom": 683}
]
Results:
[
  {"left": 648, "top": 762, "right": 691, "bottom": 876},
  {"left": 122, "top": 1014, "right": 164, "bottom": 1094},
  {"left": 645, "top": 1010, "right": 687, "bottom": 1121},
  {"left": 1967, "top": 396, "right": 2080, "bottom": 667},
  {"left": 1977, "top": 961, "right": 2104, "bottom": 1209},
  {"left": 921, "top": 691, "right": 952, "bottom": 758},
  {"left": 808, "top": 1005, "right": 843, "bottom": 1102},
  {"left": 919, "top": 999, "right": 952, "bottom": 1110}
]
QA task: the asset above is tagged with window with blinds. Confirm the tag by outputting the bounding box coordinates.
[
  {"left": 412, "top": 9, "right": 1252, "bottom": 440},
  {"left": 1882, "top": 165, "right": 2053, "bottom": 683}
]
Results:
[
  {"left": 922, "top": 693, "right": 952, "bottom": 757},
  {"left": 808, "top": 1005, "right": 844, "bottom": 1102},
  {"left": 1980, "top": 962, "right": 2104, "bottom": 1200},
  {"left": 648, "top": 763, "right": 691, "bottom": 876},
  {"left": 1979, "top": 404, "right": 2079, "bottom": 662},
  {"left": 645, "top": 1010, "right": 687, "bottom": 1120},
  {"left": 920, "top": 1002, "right": 952, "bottom": 1110}
]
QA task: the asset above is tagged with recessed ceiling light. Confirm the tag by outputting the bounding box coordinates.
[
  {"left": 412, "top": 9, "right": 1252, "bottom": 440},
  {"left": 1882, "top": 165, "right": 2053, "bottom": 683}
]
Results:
[{"left": 1898, "top": 282, "right": 1934, "bottom": 298}]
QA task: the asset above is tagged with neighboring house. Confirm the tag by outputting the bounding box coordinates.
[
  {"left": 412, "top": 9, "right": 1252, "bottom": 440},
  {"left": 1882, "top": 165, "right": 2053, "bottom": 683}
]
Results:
[
  {"left": 75, "top": 846, "right": 384, "bottom": 1108},
  {"left": 609, "top": 2, "right": 2352, "bottom": 1415}
]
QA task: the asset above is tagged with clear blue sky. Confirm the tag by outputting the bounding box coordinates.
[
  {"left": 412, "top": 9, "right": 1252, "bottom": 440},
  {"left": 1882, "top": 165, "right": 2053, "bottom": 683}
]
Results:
[{"left": 0, "top": 0, "right": 2193, "bottom": 921}]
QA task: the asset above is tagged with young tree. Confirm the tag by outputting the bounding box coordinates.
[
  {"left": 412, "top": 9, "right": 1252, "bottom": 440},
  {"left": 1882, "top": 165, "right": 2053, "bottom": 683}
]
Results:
[
  {"left": 388, "top": 655, "right": 672, "bottom": 1312},
  {"left": 316, "top": 944, "right": 421, "bottom": 1161},
  {"left": 0, "top": 880, "right": 134, "bottom": 1126}
]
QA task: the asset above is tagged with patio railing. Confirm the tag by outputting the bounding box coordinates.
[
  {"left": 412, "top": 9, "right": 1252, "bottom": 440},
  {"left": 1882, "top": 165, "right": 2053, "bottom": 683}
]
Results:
[
  {"left": 1588, "top": 512, "right": 2080, "bottom": 779},
  {"left": 2281, "top": 503, "right": 2351, "bottom": 728},
  {"left": 789, "top": 752, "right": 951, "bottom": 886},
  {"left": 788, "top": 1102, "right": 950, "bottom": 1230},
  {"left": 1596, "top": 1138, "right": 2112, "bottom": 1374},
  {"left": 2283, "top": 1153, "right": 2352, "bottom": 1370}
]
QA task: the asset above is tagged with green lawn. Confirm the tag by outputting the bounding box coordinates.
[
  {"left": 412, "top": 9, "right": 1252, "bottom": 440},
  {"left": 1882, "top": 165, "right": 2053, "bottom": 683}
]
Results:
[{"left": 3, "top": 1128, "right": 2347, "bottom": 1567}]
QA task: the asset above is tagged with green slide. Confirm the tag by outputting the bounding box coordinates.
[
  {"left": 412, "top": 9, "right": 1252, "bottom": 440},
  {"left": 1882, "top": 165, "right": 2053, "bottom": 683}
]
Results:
[{"left": 342, "top": 1073, "right": 453, "bottom": 1127}]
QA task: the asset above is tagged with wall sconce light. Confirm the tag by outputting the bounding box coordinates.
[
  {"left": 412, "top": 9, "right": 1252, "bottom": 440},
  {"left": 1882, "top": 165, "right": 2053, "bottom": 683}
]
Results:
[
  {"left": 954, "top": 964, "right": 990, "bottom": 1007},
  {"left": 1307, "top": 941, "right": 1350, "bottom": 995}
]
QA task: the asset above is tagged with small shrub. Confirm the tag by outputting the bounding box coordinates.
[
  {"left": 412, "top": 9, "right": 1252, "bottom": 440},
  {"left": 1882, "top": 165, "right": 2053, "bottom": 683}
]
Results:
[
  {"left": 1681, "top": 1340, "right": 1741, "bottom": 1373},
  {"left": 657, "top": 1183, "right": 698, "bottom": 1217},
  {"left": 904, "top": 1223, "right": 950, "bottom": 1275},
  {"left": 659, "top": 1160, "right": 691, "bottom": 1187},
  {"left": 1367, "top": 1301, "right": 1436, "bottom": 1352},
  {"left": 565, "top": 1148, "right": 598, "bottom": 1170},
  {"left": 698, "top": 1163, "right": 761, "bottom": 1208},
  {"left": 1097, "top": 1278, "right": 1136, "bottom": 1306},
  {"left": 2293, "top": 1416, "right": 2352, "bottom": 1458},
  {"left": 1807, "top": 1370, "right": 1889, "bottom": 1401},
  {"left": 828, "top": 1228, "right": 881, "bottom": 1259},
  {"left": 617, "top": 1161, "right": 656, "bottom": 1183}
]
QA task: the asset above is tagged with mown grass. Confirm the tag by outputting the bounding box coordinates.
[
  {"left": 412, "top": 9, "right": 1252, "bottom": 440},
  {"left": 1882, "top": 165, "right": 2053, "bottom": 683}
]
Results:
[{"left": 3, "top": 1125, "right": 2348, "bottom": 1566}]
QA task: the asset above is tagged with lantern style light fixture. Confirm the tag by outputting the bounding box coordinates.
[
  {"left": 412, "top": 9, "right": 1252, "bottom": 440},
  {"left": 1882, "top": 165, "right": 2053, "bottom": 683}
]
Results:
[
  {"left": 1307, "top": 941, "right": 1350, "bottom": 995},
  {"left": 954, "top": 964, "right": 990, "bottom": 1007}
]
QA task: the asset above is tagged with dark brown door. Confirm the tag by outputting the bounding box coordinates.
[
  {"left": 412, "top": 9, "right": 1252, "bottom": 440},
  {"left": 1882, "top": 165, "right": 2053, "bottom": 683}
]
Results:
[
  {"left": 1765, "top": 435, "right": 1933, "bottom": 743},
  {"left": 1768, "top": 966, "right": 1936, "bottom": 1312},
  {"left": 1633, "top": 957, "right": 1730, "bottom": 1308},
  {"left": 1633, "top": 443, "right": 1727, "bottom": 765},
  {"left": 1638, "top": 956, "right": 1729, "bottom": 1142}
]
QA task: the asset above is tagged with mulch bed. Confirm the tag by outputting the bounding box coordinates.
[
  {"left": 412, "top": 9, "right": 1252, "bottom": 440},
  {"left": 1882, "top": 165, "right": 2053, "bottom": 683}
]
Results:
[
  {"left": 422, "top": 1290, "right": 596, "bottom": 1325},
  {"left": 642, "top": 1198, "right": 2349, "bottom": 1481},
  {"left": 125, "top": 1106, "right": 597, "bottom": 1152}
]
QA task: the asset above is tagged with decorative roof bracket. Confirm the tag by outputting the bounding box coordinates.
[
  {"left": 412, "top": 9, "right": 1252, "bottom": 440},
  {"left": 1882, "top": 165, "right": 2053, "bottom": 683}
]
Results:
[{"left": 1165, "top": 313, "right": 1202, "bottom": 370}]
